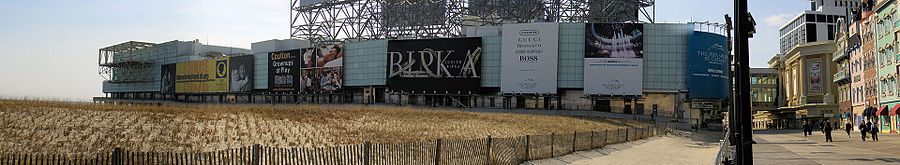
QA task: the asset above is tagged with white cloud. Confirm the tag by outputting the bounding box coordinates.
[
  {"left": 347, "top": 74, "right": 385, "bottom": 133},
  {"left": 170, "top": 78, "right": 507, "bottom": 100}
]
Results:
[{"left": 764, "top": 14, "right": 794, "bottom": 27}]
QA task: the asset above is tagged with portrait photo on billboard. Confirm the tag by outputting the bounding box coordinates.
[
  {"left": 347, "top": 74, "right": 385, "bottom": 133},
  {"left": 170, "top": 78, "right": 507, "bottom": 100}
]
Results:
[
  {"left": 268, "top": 49, "right": 303, "bottom": 92},
  {"left": 387, "top": 37, "right": 482, "bottom": 93},
  {"left": 301, "top": 48, "right": 317, "bottom": 68},
  {"left": 301, "top": 68, "right": 317, "bottom": 93},
  {"left": 585, "top": 23, "right": 643, "bottom": 58},
  {"left": 160, "top": 64, "right": 176, "bottom": 94},
  {"left": 318, "top": 44, "right": 344, "bottom": 68},
  {"left": 229, "top": 55, "right": 254, "bottom": 92},
  {"left": 319, "top": 67, "right": 343, "bottom": 92}
]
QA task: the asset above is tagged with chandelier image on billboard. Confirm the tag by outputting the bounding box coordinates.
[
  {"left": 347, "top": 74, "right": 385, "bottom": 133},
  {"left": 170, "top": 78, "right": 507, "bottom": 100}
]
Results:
[{"left": 290, "top": 0, "right": 654, "bottom": 46}]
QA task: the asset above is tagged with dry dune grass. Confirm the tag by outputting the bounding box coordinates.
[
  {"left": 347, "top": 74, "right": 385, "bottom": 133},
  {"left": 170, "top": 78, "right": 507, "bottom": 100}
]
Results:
[{"left": 0, "top": 99, "right": 635, "bottom": 156}]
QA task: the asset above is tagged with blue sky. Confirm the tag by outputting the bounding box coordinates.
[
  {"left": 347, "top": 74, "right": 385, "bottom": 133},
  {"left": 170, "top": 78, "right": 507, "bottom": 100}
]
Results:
[{"left": 0, "top": 0, "right": 812, "bottom": 100}]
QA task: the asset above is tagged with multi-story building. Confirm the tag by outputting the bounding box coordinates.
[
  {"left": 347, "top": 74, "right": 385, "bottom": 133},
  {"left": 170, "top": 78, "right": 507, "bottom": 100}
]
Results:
[
  {"left": 861, "top": 7, "right": 879, "bottom": 131},
  {"left": 750, "top": 68, "right": 786, "bottom": 129},
  {"left": 98, "top": 23, "right": 732, "bottom": 128},
  {"left": 99, "top": 40, "right": 253, "bottom": 99},
  {"left": 874, "top": 0, "right": 898, "bottom": 133},
  {"left": 772, "top": 0, "right": 858, "bottom": 128},
  {"left": 772, "top": 40, "right": 839, "bottom": 125},
  {"left": 779, "top": 0, "right": 860, "bottom": 55},
  {"left": 834, "top": 17, "right": 853, "bottom": 128}
]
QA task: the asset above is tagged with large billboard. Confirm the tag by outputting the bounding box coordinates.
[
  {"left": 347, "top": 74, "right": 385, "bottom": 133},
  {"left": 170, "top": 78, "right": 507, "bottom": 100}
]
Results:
[
  {"left": 809, "top": 61, "right": 822, "bottom": 95},
  {"left": 175, "top": 57, "right": 230, "bottom": 93},
  {"left": 584, "top": 23, "right": 644, "bottom": 96},
  {"left": 686, "top": 31, "right": 729, "bottom": 99},
  {"left": 301, "top": 44, "right": 344, "bottom": 93},
  {"left": 229, "top": 55, "right": 254, "bottom": 92},
  {"left": 501, "top": 23, "right": 559, "bottom": 94},
  {"left": 161, "top": 64, "right": 176, "bottom": 94},
  {"left": 387, "top": 38, "right": 482, "bottom": 93},
  {"left": 269, "top": 49, "right": 304, "bottom": 92}
]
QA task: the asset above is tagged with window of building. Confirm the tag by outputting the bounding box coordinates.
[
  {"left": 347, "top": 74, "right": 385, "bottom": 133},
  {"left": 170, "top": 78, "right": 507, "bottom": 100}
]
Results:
[
  {"left": 807, "top": 24, "right": 817, "bottom": 42},
  {"left": 828, "top": 24, "right": 835, "bottom": 40}
]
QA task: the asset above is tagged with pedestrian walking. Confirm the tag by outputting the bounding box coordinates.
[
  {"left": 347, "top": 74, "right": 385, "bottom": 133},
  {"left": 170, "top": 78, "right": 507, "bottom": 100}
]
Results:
[
  {"left": 820, "top": 121, "right": 826, "bottom": 134},
  {"left": 845, "top": 122, "right": 852, "bottom": 138},
  {"left": 802, "top": 122, "right": 811, "bottom": 137},
  {"left": 824, "top": 121, "right": 833, "bottom": 142},
  {"left": 870, "top": 123, "right": 879, "bottom": 141},
  {"left": 858, "top": 123, "right": 867, "bottom": 141}
]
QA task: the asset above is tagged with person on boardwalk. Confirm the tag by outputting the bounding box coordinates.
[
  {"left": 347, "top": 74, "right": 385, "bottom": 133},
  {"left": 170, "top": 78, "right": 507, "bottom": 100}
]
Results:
[
  {"left": 844, "top": 122, "right": 852, "bottom": 138},
  {"left": 802, "top": 122, "right": 811, "bottom": 137},
  {"left": 858, "top": 123, "right": 868, "bottom": 141},
  {"left": 810, "top": 120, "right": 825, "bottom": 135},
  {"left": 824, "top": 121, "right": 833, "bottom": 142},
  {"left": 870, "top": 122, "right": 879, "bottom": 141}
]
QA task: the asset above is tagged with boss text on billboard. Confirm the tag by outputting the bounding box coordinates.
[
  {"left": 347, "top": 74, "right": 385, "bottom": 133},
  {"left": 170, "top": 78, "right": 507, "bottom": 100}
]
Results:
[{"left": 501, "top": 23, "right": 559, "bottom": 94}]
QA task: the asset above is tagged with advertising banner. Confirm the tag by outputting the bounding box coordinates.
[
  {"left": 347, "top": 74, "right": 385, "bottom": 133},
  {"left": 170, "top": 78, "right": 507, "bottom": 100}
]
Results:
[
  {"left": 229, "top": 55, "right": 254, "bottom": 92},
  {"left": 583, "top": 23, "right": 643, "bottom": 96},
  {"left": 686, "top": 31, "right": 729, "bottom": 99},
  {"left": 269, "top": 49, "right": 304, "bottom": 92},
  {"left": 809, "top": 61, "right": 822, "bottom": 95},
  {"left": 160, "top": 64, "right": 176, "bottom": 94},
  {"left": 501, "top": 23, "right": 559, "bottom": 94},
  {"left": 175, "top": 57, "right": 230, "bottom": 93},
  {"left": 301, "top": 44, "right": 344, "bottom": 93},
  {"left": 387, "top": 38, "right": 482, "bottom": 93}
]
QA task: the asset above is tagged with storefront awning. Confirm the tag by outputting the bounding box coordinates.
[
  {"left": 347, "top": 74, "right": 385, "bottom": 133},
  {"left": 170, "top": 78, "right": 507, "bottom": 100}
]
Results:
[
  {"left": 892, "top": 105, "right": 900, "bottom": 116},
  {"left": 870, "top": 106, "right": 886, "bottom": 117},
  {"left": 877, "top": 105, "right": 892, "bottom": 116}
]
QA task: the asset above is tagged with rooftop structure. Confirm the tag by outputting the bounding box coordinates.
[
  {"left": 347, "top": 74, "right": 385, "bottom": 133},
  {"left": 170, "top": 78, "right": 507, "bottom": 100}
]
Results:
[{"left": 290, "top": 0, "right": 655, "bottom": 46}]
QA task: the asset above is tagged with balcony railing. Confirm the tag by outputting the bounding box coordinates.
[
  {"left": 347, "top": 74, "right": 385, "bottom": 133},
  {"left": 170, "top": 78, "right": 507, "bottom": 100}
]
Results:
[
  {"left": 833, "top": 69, "right": 850, "bottom": 83},
  {"left": 833, "top": 50, "right": 848, "bottom": 61}
]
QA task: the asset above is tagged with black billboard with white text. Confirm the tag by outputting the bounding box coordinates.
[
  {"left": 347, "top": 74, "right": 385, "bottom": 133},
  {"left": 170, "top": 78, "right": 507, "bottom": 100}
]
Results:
[
  {"left": 387, "top": 38, "right": 482, "bottom": 93},
  {"left": 268, "top": 49, "right": 304, "bottom": 92}
]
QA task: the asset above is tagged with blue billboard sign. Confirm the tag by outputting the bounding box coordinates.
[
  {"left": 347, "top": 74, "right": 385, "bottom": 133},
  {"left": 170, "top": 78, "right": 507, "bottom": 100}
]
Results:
[{"left": 686, "top": 31, "right": 729, "bottom": 99}]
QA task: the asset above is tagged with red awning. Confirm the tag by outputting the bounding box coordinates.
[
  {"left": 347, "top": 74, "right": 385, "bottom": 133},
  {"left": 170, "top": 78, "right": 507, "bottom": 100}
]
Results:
[
  {"left": 876, "top": 106, "right": 888, "bottom": 116},
  {"left": 877, "top": 105, "right": 892, "bottom": 116},
  {"left": 892, "top": 105, "right": 900, "bottom": 116}
]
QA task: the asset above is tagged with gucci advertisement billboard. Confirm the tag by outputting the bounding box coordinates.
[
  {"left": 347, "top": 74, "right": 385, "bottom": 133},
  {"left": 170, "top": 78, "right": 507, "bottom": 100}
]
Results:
[
  {"left": 501, "top": 23, "right": 559, "bottom": 94},
  {"left": 268, "top": 49, "right": 304, "bottom": 92},
  {"left": 686, "top": 31, "right": 729, "bottom": 99},
  {"left": 584, "top": 23, "right": 643, "bottom": 96},
  {"left": 301, "top": 44, "right": 344, "bottom": 93},
  {"left": 387, "top": 37, "right": 482, "bottom": 93}
]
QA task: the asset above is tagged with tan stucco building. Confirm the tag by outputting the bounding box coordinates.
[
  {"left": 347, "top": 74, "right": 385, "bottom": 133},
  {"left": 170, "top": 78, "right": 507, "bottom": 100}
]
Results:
[{"left": 770, "top": 41, "right": 840, "bottom": 124}]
